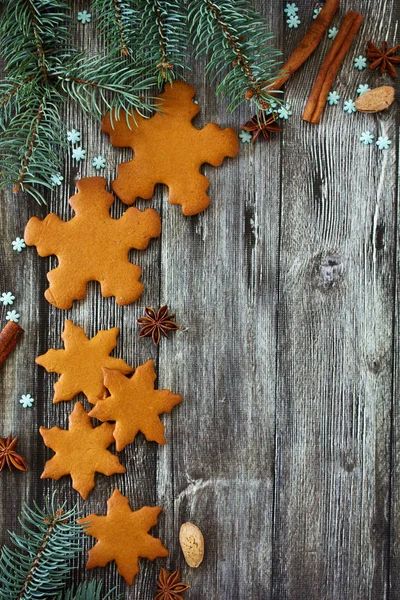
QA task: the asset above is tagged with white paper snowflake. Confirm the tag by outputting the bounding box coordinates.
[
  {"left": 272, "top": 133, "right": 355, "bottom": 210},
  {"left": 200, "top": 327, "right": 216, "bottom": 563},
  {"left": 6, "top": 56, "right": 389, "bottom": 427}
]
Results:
[
  {"left": 12, "top": 237, "right": 26, "bottom": 252},
  {"left": 72, "top": 146, "right": 86, "bottom": 162},
  {"left": 354, "top": 55, "right": 367, "bottom": 70},
  {"left": 343, "top": 99, "right": 356, "bottom": 114},
  {"left": 239, "top": 130, "right": 252, "bottom": 143},
  {"left": 328, "top": 27, "right": 338, "bottom": 39},
  {"left": 6, "top": 310, "right": 20, "bottom": 323},
  {"left": 50, "top": 173, "right": 64, "bottom": 186},
  {"left": 287, "top": 14, "right": 301, "bottom": 28},
  {"left": 313, "top": 7, "right": 322, "bottom": 19},
  {"left": 92, "top": 155, "right": 107, "bottom": 170},
  {"left": 277, "top": 103, "right": 292, "bottom": 120},
  {"left": 77, "top": 10, "right": 91, "bottom": 24},
  {"left": 357, "top": 83, "right": 371, "bottom": 96},
  {"left": 0, "top": 292, "right": 15, "bottom": 306},
  {"left": 284, "top": 3, "right": 298, "bottom": 17},
  {"left": 360, "top": 131, "right": 374, "bottom": 145},
  {"left": 19, "top": 394, "right": 35, "bottom": 408},
  {"left": 67, "top": 129, "right": 81, "bottom": 144},
  {"left": 327, "top": 91, "right": 340, "bottom": 105},
  {"left": 376, "top": 136, "right": 392, "bottom": 150}
]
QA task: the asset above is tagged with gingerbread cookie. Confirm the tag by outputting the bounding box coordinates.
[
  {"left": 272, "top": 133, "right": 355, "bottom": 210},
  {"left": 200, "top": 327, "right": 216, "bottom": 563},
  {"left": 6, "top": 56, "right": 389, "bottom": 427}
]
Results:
[
  {"left": 89, "top": 360, "right": 182, "bottom": 450},
  {"left": 78, "top": 488, "right": 168, "bottom": 585},
  {"left": 102, "top": 81, "right": 239, "bottom": 216},
  {"left": 40, "top": 402, "right": 125, "bottom": 499},
  {"left": 24, "top": 177, "right": 161, "bottom": 309},
  {"left": 36, "top": 320, "right": 133, "bottom": 405}
]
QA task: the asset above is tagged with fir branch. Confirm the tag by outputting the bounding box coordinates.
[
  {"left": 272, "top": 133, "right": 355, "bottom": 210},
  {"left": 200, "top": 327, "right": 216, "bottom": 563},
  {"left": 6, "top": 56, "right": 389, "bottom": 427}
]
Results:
[
  {"left": 188, "top": 0, "right": 282, "bottom": 112},
  {"left": 93, "top": 0, "right": 141, "bottom": 57},
  {"left": 60, "top": 581, "right": 120, "bottom": 600}
]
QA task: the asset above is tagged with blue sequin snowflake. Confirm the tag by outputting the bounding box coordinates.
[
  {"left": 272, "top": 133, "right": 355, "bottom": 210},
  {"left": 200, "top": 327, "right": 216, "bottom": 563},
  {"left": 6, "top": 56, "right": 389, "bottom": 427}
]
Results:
[
  {"left": 343, "top": 99, "right": 356, "bottom": 114},
  {"left": 328, "top": 27, "right": 338, "bottom": 39},
  {"left": 284, "top": 3, "right": 298, "bottom": 17},
  {"left": 287, "top": 14, "right": 301, "bottom": 28},
  {"left": 313, "top": 7, "right": 322, "bottom": 19},
  {"left": 50, "top": 173, "right": 63, "bottom": 186},
  {"left": 77, "top": 11, "right": 91, "bottom": 24},
  {"left": 357, "top": 83, "right": 371, "bottom": 96},
  {"left": 360, "top": 131, "right": 374, "bottom": 145},
  {"left": 354, "top": 55, "right": 367, "bottom": 70},
  {"left": 6, "top": 310, "right": 20, "bottom": 323},
  {"left": 72, "top": 147, "right": 86, "bottom": 162},
  {"left": 239, "top": 130, "right": 252, "bottom": 143},
  {"left": 0, "top": 292, "right": 15, "bottom": 306},
  {"left": 12, "top": 237, "right": 26, "bottom": 252},
  {"left": 376, "top": 136, "right": 392, "bottom": 150},
  {"left": 19, "top": 394, "right": 35, "bottom": 408},
  {"left": 327, "top": 91, "right": 340, "bottom": 105},
  {"left": 277, "top": 103, "right": 292, "bottom": 120}
]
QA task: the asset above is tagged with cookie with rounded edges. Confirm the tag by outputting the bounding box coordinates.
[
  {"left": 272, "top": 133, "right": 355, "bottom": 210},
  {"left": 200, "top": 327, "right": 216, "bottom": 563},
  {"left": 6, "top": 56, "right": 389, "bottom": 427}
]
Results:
[
  {"left": 24, "top": 176, "right": 161, "bottom": 309},
  {"left": 102, "top": 81, "right": 239, "bottom": 216},
  {"left": 78, "top": 488, "right": 168, "bottom": 585},
  {"left": 88, "top": 360, "right": 182, "bottom": 450},
  {"left": 40, "top": 402, "right": 126, "bottom": 499},
  {"left": 36, "top": 320, "right": 133, "bottom": 405}
]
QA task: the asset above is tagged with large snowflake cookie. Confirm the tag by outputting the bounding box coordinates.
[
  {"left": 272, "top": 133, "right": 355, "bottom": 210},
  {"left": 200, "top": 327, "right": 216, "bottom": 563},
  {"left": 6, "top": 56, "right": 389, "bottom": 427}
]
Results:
[
  {"left": 102, "top": 81, "right": 239, "bottom": 216},
  {"left": 24, "top": 177, "right": 161, "bottom": 309}
]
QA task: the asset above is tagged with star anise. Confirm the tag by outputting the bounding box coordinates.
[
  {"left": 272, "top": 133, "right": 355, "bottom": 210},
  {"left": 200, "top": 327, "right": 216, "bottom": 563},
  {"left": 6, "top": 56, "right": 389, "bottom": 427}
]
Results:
[
  {"left": 155, "top": 568, "right": 190, "bottom": 600},
  {"left": 0, "top": 435, "right": 28, "bottom": 472},
  {"left": 137, "top": 306, "right": 179, "bottom": 345},
  {"left": 366, "top": 40, "right": 400, "bottom": 79},
  {"left": 242, "top": 112, "right": 282, "bottom": 142}
]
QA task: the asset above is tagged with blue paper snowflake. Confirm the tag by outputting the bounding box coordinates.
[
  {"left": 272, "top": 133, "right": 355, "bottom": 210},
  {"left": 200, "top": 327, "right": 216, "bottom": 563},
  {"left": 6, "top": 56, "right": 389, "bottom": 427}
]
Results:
[
  {"left": 313, "top": 7, "right": 322, "bottom": 19},
  {"left": 354, "top": 55, "right": 367, "bottom": 70},
  {"left": 327, "top": 91, "right": 340, "bottom": 105},
  {"left": 77, "top": 10, "right": 91, "bottom": 24},
  {"left": 376, "top": 136, "right": 392, "bottom": 150},
  {"left": 92, "top": 155, "right": 107, "bottom": 170},
  {"left": 67, "top": 129, "right": 81, "bottom": 144},
  {"left": 0, "top": 292, "right": 15, "bottom": 306},
  {"left": 357, "top": 83, "right": 371, "bottom": 96},
  {"left": 72, "top": 146, "right": 86, "bottom": 162},
  {"left": 287, "top": 14, "right": 301, "bottom": 28},
  {"left": 360, "top": 131, "right": 374, "bottom": 145},
  {"left": 239, "top": 130, "right": 252, "bottom": 143},
  {"left": 343, "top": 99, "right": 356, "bottom": 114},
  {"left": 50, "top": 173, "right": 63, "bottom": 186},
  {"left": 12, "top": 237, "right": 26, "bottom": 252},
  {"left": 277, "top": 103, "right": 292, "bottom": 120},
  {"left": 19, "top": 394, "right": 35, "bottom": 408},
  {"left": 284, "top": 3, "right": 298, "bottom": 17},
  {"left": 328, "top": 27, "right": 338, "bottom": 39},
  {"left": 6, "top": 310, "right": 20, "bottom": 323}
]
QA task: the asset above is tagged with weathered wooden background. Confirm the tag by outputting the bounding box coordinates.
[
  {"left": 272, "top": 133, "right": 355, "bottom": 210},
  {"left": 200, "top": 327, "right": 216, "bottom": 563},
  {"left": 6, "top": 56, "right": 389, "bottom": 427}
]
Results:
[{"left": 0, "top": 1, "right": 399, "bottom": 598}]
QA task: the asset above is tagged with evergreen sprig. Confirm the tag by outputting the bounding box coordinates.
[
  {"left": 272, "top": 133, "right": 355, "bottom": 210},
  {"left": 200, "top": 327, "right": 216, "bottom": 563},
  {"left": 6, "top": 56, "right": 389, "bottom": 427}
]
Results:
[
  {"left": 188, "top": 0, "right": 282, "bottom": 112},
  {"left": 0, "top": 496, "right": 119, "bottom": 600}
]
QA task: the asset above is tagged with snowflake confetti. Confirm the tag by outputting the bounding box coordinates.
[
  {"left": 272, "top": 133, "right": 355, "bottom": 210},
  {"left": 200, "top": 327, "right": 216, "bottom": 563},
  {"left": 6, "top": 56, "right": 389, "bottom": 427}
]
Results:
[
  {"left": 357, "top": 83, "right": 371, "bottom": 96},
  {"left": 77, "top": 10, "right": 91, "bottom": 24},
  {"left": 354, "top": 55, "right": 367, "bottom": 70},
  {"left": 277, "top": 103, "right": 292, "bottom": 120},
  {"left": 284, "top": 3, "right": 298, "bottom": 17},
  {"left": 19, "top": 394, "right": 35, "bottom": 408},
  {"left": 12, "top": 237, "right": 26, "bottom": 252},
  {"left": 327, "top": 91, "right": 340, "bottom": 105},
  {"left": 72, "top": 146, "right": 86, "bottom": 162},
  {"left": 239, "top": 130, "right": 252, "bottom": 143},
  {"left": 92, "top": 155, "right": 107, "bottom": 170},
  {"left": 313, "top": 7, "right": 322, "bottom": 19},
  {"left": 360, "top": 131, "right": 374, "bottom": 145},
  {"left": 287, "top": 14, "right": 301, "bottom": 28},
  {"left": 328, "top": 27, "right": 338, "bottom": 39},
  {"left": 6, "top": 310, "right": 20, "bottom": 323},
  {"left": 343, "top": 99, "right": 356, "bottom": 114},
  {"left": 376, "top": 136, "right": 392, "bottom": 150},
  {"left": 0, "top": 292, "right": 15, "bottom": 306},
  {"left": 67, "top": 129, "right": 81, "bottom": 144},
  {"left": 50, "top": 173, "right": 63, "bottom": 186}
]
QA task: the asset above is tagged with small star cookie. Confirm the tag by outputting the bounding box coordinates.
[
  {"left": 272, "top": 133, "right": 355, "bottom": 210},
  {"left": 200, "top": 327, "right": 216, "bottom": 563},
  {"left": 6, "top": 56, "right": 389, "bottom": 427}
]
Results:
[
  {"left": 102, "top": 81, "right": 239, "bottom": 216},
  {"left": 89, "top": 360, "right": 182, "bottom": 450},
  {"left": 40, "top": 402, "right": 125, "bottom": 499},
  {"left": 78, "top": 488, "right": 168, "bottom": 584}
]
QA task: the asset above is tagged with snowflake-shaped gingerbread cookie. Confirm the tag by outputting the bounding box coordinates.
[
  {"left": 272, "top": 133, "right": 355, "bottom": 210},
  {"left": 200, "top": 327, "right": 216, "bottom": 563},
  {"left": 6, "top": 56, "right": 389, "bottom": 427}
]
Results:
[
  {"left": 24, "top": 177, "right": 161, "bottom": 309},
  {"left": 102, "top": 81, "right": 239, "bottom": 216}
]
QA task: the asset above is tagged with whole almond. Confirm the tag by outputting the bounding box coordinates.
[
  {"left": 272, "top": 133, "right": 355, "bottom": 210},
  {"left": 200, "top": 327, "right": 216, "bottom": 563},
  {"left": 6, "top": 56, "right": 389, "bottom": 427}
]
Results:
[
  {"left": 355, "top": 86, "right": 395, "bottom": 113},
  {"left": 179, "top": 522, "right": 204, "bottom": 568}
]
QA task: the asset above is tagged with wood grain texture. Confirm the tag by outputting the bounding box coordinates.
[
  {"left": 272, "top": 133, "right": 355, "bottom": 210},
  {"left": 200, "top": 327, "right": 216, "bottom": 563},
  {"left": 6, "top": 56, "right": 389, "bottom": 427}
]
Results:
[{"left": 0, "top": 1, "right": 399, "bottom": 599}]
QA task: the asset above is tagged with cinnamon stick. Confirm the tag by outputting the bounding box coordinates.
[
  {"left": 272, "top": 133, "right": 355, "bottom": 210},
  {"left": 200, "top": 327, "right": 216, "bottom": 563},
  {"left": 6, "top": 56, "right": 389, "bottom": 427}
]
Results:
[
  {"left": 303, "top": 11, "right": 364, "bottom": 123},
  {"left": 0, "top": 322, "right": 24, "bottom": 367},
  {"left": 271, "top": 0, "right": 340, "bottom": 91}
]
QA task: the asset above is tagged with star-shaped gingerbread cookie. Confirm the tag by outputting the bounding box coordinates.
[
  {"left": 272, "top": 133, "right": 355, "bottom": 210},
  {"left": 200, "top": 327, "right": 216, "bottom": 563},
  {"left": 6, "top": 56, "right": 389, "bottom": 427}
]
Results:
[
  {"left": 78, "top": 488, "right": 168, "bottom": 584},
  {"left": 24, "top": 176, "right": 161, "bottom": 309},
  {"left": 40, "top": 402, "right": 125, "bottom": 499},
  {"left": 102, "top": 81, "right": 239, "bottom": 216},
  {"left": 36, "top": 320, "right": 133, "bottom": 405},
  {"left": 89, "top": 360, "right": 182, "bottom": 450}
]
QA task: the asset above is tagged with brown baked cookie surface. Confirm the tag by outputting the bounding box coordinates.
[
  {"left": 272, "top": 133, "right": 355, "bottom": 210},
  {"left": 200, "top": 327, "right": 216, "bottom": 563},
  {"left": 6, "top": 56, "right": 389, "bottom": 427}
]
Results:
[
  {"left": 78, "top": 488, "right": 168, "bottom": 585},
  {"left": 36, "top": 320, "right": 133, "bottom": 405},
  {"left": 24, "top": 176, "right": 161, "bottom": 309},
  {"left": 40, "top": 402, "right": 125, "bottom": 499},
  {"left": 89, "top": 360, "right": 182, "bottom": 450},
  {"left": 102, "top": 81, "right": 239, "bottom": 216}
]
